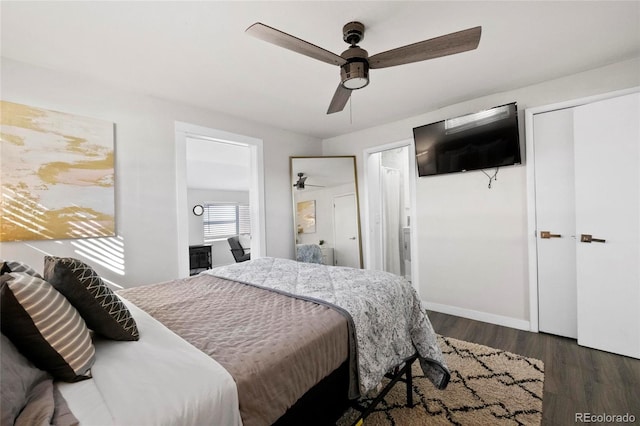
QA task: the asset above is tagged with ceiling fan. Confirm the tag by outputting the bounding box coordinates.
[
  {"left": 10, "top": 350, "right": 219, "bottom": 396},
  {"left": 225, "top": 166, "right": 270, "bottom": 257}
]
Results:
[
  {"left": 293, "top": 173, "right": 325, "bottom": 190},
  {"left": 246, "top": 21, "right": 481, "bottom": 114}
]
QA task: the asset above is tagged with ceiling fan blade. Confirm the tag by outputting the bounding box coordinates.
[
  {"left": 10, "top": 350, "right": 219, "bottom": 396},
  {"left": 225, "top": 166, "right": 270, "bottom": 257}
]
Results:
[
  {"left": 369, "top": 26, "right": 482, "bottom": 69},
  {"left": 246, "top": 23, "right": 347, "bottom": 67},
  {"left": 327, "top": 84, "right": 352, "bottom": 114}
]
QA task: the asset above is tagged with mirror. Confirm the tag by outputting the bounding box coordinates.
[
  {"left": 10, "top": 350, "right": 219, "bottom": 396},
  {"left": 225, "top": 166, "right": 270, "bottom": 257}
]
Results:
[{"left": 290, "top": 156, "right": 363, "bottom": 268}]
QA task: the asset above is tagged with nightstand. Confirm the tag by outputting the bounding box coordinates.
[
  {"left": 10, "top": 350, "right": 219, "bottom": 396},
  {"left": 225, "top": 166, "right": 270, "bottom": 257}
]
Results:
[{"left": 320, "top": 247, "right": 334, "bottom": 266}]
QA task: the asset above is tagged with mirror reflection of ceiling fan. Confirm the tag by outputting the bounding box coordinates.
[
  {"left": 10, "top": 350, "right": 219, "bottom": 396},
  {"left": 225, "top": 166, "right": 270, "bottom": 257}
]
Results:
[
  {"left": 246, "top": 21, "right": 481, "bottom": 114},
  {"left": 293, "top": 173, "right": 325, "bottom": 190}
]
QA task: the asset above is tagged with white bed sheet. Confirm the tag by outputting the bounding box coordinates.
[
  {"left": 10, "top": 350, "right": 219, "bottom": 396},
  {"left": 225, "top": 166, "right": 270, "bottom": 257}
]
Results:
[{"left": 57, "top": 298, "right": 242, "bottom": 426}]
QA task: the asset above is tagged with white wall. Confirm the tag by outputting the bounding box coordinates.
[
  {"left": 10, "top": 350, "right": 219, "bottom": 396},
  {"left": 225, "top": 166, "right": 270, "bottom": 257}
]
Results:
[
  {"left": 322, "top": 57, "right": 640, "bottom": 329},
  {"left": 0, "top": 58, "right": 321, "bottom": 287}
]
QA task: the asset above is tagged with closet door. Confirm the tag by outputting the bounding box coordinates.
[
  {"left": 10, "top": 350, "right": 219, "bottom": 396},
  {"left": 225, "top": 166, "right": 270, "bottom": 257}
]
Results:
[
  {"left": 574, "top": 92, "right": 640, "bottom": 359},
  {"left": 533, "top": 108, "right": 578, "bottom": 338}
]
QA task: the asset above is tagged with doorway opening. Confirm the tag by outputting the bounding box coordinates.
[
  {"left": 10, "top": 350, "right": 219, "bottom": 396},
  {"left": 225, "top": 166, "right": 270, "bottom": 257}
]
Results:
[
  {"left": 364, "top": 140, "right": 418, "bottom": 288},
  {"left": 175, "top": 122, "right": 265, "bottom": 277},
  {"left": 186, "top": 136, "right": 251, "bottom": 268}
]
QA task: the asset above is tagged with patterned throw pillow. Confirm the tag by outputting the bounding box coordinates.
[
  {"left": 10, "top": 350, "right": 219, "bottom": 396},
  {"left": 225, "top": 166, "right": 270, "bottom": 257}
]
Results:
[
  {"left": 0, "top": 259, "right": 43, "bottom": 278},
  {"left": 44, "top": 256, "right": 139, "bottom": 341},
  {"left": 0, "top": 273, "right": 95, "bottom": 382}
]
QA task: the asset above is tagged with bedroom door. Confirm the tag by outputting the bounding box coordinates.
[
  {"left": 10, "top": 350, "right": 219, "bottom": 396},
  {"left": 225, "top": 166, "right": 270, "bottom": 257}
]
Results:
[
  {"left": 333, "top": 193, "right": 361, "bottom": 268},
  {"left": 533, "top": 108, "right": 578, "bottom": 339},
  {"left": 573, "top": 92, "right": 640, "bottom": 359}
]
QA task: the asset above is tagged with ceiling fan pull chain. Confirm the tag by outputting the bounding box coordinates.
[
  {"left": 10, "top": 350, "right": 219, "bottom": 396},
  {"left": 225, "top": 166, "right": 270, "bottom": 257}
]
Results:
[{"left": 350, "top": 95, "right": 353, "bottom": 125}]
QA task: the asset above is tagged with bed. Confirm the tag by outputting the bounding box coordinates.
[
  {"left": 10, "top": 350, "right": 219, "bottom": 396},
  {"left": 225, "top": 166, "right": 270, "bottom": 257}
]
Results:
[{"left": 1, "top": 256, "right": 449, "bottom": 426}]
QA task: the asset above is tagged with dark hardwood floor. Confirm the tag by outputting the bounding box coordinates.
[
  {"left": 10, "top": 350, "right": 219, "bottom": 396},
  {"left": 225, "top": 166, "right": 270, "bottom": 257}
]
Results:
[{"left": 428, "top": 311, "right": 640, "bottom": 425}]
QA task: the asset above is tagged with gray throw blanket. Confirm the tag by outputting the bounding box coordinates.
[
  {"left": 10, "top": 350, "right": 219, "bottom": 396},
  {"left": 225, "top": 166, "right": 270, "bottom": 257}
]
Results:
[
  {"left": 1, "top": 333, "right": 78, "bottom": 426},
  {"left": 206, "top": 257, "right": 449, "bottom": 398}
]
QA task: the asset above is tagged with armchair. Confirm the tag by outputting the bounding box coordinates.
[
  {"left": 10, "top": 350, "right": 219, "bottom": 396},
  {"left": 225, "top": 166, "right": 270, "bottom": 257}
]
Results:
[{"left": 227, "top": 236, "right": 250, "bottom": 263}]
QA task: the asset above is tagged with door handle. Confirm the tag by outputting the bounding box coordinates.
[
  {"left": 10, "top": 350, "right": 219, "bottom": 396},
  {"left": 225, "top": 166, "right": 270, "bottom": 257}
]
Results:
[
  {"left": 349, "top": 237, "right": 356, "bottom": 240},
  {"left": 540, "top": 231, "right": 561, "bottom": 239},
  {"left": 580, "top": 234, "right": 606, "bottom": 243}
]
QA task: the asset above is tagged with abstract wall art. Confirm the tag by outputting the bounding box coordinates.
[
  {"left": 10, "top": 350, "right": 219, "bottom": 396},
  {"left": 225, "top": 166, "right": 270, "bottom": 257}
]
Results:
[
  {"left": 0, "top": 101, "right": 115, "bottom": 242},
  {"left": 296, "top": 200, "right": 316, "bottom": 234}
]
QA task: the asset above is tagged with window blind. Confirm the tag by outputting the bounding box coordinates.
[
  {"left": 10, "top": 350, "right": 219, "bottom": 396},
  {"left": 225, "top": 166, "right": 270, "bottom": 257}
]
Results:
[{"left": 203, "top": 203, "right": 251, "bottom": 240}]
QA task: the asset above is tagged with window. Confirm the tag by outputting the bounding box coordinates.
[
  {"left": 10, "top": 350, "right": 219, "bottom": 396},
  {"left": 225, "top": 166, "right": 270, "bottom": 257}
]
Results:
[{"left": 203, "top": 203, "right": 250, "bottom": 241}]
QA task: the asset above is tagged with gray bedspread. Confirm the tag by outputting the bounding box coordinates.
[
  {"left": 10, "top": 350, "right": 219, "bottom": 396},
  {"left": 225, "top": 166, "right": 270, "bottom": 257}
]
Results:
[{"left": 206, "top": 257, "right": 450, "bottom": 397}]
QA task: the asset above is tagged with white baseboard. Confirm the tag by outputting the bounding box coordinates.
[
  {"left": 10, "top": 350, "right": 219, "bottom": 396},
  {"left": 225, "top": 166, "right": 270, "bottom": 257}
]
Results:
[{"left": 424, "top": 301, "right": 532, "bottom": 332}]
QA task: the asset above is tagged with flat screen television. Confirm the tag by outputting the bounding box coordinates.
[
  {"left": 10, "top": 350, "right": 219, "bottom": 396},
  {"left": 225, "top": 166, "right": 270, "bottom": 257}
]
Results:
[{"left": 413, "top": 102, "right": 521, "bottom": 177}]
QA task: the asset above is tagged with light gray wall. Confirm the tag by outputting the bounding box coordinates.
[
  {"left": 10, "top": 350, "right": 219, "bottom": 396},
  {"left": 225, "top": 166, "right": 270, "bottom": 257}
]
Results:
[
  {"left": 322, "top": 57, "right": 640, "bottom": 329},
  {"left": 0, "top": 58, "right": 322, "bottom": 288}
]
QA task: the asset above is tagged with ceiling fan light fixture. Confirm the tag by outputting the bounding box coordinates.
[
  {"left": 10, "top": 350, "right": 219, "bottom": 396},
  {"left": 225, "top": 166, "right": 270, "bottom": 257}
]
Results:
[{"left": 341, "top": 59, "right": 369, "bottom": 90}]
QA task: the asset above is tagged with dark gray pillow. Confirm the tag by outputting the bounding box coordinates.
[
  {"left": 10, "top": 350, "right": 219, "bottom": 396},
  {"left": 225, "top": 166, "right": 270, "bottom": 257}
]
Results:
[
  {"left": 0, "top": 273, "right": 95, "bottom": 382},
  {"left": 1, "top": 333, "right": 50, "bottom": 425},
  {"left": 44, "top": 256, "right": 139, "bottom": 341}
]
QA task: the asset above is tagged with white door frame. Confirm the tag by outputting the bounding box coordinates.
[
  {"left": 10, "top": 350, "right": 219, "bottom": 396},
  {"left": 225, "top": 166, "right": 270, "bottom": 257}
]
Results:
[
  {"left": 525, "top": 87, "right": 639, "bottom": 332},
  {"left": 175, "top": 122, "right": 266, "bottom": 278},
  {"left": 363, "top": 139, "right": 420, "bottom": 293}
]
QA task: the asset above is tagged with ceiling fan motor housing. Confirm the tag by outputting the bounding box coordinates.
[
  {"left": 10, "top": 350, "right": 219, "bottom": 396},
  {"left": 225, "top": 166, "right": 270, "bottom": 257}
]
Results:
[{"left": 343, "top": 21, "right": 365, "bottom": 45}]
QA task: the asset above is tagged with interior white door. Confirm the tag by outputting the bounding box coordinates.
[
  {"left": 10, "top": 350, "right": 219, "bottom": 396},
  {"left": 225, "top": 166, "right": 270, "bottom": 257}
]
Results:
[
  {"left": 533, "top": 108, "right": 578, "bottom": 339},
  {"left": 574, "top": 92, "right": 640, "bottom": 359},
  {"left": 333, "top": 193, "right": 361, "bottom": 268}
]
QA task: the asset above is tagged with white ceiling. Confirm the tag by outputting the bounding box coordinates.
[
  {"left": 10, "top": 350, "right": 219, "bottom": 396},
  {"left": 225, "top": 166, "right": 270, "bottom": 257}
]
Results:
[{"left": 1, "top": 1, "right": 639, "bottom": 140}]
